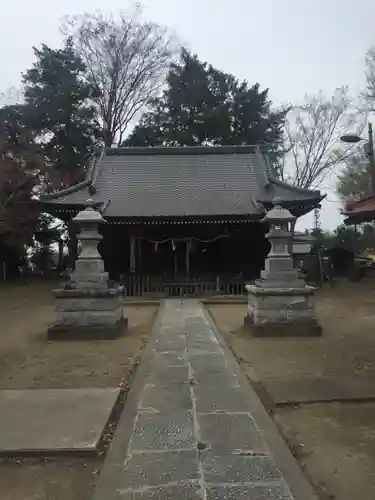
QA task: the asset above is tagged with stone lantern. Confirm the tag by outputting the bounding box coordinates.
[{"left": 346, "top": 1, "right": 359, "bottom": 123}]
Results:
[
  {"left": 244, "top": 199, "right": 321, "bottom": 337},
  {"left": 258, "top": 201, "right": 304, "bottom": 288},
  {"left": 70, "top": 200, "right": 108, "bottom": 287},
  {"left": 48, "top": 200, "right": 126, "bottom": 340}
]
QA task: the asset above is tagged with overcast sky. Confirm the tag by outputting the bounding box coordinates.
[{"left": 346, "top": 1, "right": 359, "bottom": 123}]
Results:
[{"left": 1, "top": 0, "right": 375, "bottom": 230}]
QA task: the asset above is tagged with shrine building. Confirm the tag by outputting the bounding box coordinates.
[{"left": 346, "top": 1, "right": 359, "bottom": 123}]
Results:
[{"left": 40, "top": 145, "right": 323, "bottom": 296}]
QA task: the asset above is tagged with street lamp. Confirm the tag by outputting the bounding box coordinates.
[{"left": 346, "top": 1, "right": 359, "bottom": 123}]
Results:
[{"left": 340, "top": 122, "right": 375, "bottom": 195}]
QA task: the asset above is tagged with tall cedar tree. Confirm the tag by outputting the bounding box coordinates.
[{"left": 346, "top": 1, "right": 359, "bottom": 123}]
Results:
[
  {"left": 125, "top": 50, "right": 286, "bottom": 149},
  {"left": 0, "top": 106, "right": 43, "bottom": 245},
  {"left": 23, "top": 39, "right": 100, "bottom": 188}
]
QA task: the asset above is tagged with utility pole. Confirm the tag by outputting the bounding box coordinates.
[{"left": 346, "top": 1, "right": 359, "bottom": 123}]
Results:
[
  {"left": 341, "top": 121, "right": 375, "bottom": 195},
  {"left": 365, "top": 122, "right": 375, "bottom": 195}
]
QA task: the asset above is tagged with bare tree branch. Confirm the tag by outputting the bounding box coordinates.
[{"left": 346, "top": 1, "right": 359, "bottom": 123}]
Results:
[
  {"left": 282, "top": 87, "right": 366, "bottom": 190},
  {"left": 365, "top": 46, "right": 375, "bottom": 110},
  {"left": 62, "top": 6, "right": 179, "bottom": 146}
]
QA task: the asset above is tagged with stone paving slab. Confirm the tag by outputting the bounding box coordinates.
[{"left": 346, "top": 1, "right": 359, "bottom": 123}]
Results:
[
  {"left": 0, "top": 388, "right": 119, "bottom": 454},
  {"left": 197, "top": 413, "right": 268, "bottom": 454},
  {"left": 120, "top": 482, "right": 202, "bottom": 500},
  {"left": 194, "top": 384, "right": 247, "bottom": 413},
  {"left": 189, "top": 353, "right": 228, "bottom": 376},
  {"left": 118, "top": 450, "right": 200, "bottom": 490},
  {"left": 201, "top": 453, "right": 282, "bottom": 483},
  {"left": 192, "top": 371, "right": 240, "bottom": 386},
  {"left": 264, "top": 374, "right": 375, "bottom": 405},
  {"left": 92, "top": 299, "right": 317, "bottom": 500},
  {"left": 206, "top": 483, "right": 293, "bottom": 499},
  {"left": 139, "top": 383, "right": 193, "bottom": 412},
  {"left": 145, "top": 364, "right": 190, "bottom": 385},
  {"left": 151, "top": 352, "right": 187, "bottom": 367},
  {"left": 153, "top": 335, "right": 186, "bottom": 352},
  {"left": 130, "top": 411, "right": 195, "bottom": 451}
]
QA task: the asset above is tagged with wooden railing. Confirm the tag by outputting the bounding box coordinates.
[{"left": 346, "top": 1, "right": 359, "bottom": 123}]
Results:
[{"left": 119, "top": 274, "right": 247, "bottom": 297}]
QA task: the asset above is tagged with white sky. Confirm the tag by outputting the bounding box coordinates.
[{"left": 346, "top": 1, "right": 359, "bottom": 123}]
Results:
[{"left": 1, "top": 0, "right": 375, "bottom": 230}]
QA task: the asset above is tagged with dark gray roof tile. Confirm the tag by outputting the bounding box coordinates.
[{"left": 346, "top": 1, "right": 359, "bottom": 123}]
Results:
[{"left": 41, "top": 146, "right": 323, "bottom": 218}]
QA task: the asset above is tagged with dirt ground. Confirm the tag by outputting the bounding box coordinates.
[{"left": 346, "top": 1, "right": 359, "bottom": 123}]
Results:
[
  {"left": 0, "top": 281, "right": 157, "bottom": 500},
  {"left": 208, "top": 278, "right": 375, "bottom": 500}
]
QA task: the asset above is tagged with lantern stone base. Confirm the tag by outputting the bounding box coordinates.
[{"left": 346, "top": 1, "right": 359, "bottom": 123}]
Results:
[
  {"left": 48, "top": 288, "right": 127, "bottom": 340},
  {"left": 244, "top": 284, "right": 322, "bottom": 337}
]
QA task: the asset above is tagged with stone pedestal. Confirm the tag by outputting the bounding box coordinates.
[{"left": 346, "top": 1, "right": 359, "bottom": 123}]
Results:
[
  {"left": 245, "top": 285, "right": 321, "bottom": 336},
  {"left": 48, "top": 201, "right": 126, "bottom": 340},
  {"left": 244, "top": 200, "right": 321, "bottom": 337}
]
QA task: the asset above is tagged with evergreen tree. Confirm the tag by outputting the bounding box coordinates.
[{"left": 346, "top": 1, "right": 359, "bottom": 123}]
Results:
[
  {"left": 23, "top": 39, "right": 101, "bottom": 188},
  {"left": 125, "top": 50, "right": 286, "bottom": 149},
  {"left": 0, "top": 107, "right": 42, "bottom": 246}
]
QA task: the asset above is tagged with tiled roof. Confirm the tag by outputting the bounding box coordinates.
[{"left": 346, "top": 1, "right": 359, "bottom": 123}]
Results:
[
  {"left": 343, "top": 196, "right": 375, "bottom": 215},
  {"left": 41, "top": 146, "right": 323, "bottom": 218},
  {"left": 342, "top": 195, "right": 375, "bottom": 224}
]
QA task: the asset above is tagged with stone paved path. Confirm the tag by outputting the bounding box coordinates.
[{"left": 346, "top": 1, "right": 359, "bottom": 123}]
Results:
[{"left": 92, "top": 300, "right": 315, "bottom": 500}]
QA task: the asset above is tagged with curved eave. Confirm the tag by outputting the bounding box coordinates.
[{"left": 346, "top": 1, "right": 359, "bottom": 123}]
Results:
[
  {"left": 343, "top": 195, "right": 375, "bottom": 211},
  {"left": 40, "top": 200, "right": 102, "bottom": 209},
  {"left": 39, "top": 200, "right": 104, "bottom": 220},
  {"left": 266, "top": 176, "right": 321, "bottom": 196},
  {"left": 259, "top": 192, "right": 326, "bottom": 206},
  {"left": 259, "top": 192, "right": 326, "bottom": 217},
  {"left": 39, "top": 179, "right": 91, "bottom": 202},
  {"left": 258, "top": 174, "right": 325, "bottom": 217},
  {"left": 344, "top": 212, "right": 375, "bottom": 226},
  {"left": 104, "top": 214, "right": 263, "bottom": 225},
  {"left": 39, "top": 150, "right": 103, "bottom": 203},
  {"left": 342, "top": 195, "right": 375, "bottom": 225}
]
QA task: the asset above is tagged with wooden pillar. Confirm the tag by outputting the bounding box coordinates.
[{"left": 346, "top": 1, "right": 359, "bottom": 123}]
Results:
[
  {"left": 174, "top": 242, "right": 178, "bottom": 278},
  {"left": 185, "top": 239, "right": 190, "bottom": 277},
  {"left": 137, "top": 238, "right": 142, "bottom": 272},
  {"left": 129, "top": 235, "right": 136, "bottom": 272}
]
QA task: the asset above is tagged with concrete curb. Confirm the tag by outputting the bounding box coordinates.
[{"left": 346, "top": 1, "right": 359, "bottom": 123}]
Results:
[
  {"left": 123, "top": 300, "right": 161, "bottom": 306},
  {"left": 202, "top": 304, "right": 319, "bottom": 500},
  {"left": 201, "top": 298, "right": 247, "bottom": 304}
]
